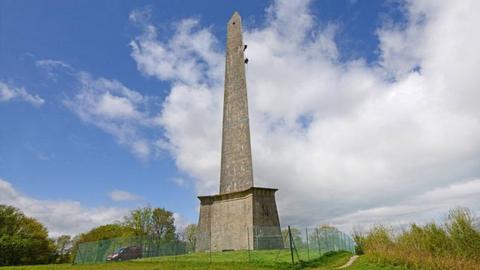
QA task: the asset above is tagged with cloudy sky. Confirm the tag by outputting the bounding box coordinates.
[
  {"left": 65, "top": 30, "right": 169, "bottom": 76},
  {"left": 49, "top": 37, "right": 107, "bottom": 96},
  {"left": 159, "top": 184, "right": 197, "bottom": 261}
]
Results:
[{"left": 1, "top": 0, "right": 479, "bottom": 236}]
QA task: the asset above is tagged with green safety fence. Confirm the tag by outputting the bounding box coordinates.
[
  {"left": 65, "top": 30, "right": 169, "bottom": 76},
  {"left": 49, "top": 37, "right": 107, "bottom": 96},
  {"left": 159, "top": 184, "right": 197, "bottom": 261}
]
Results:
[
  {"left": 73, "top": 226, "right": 355, "bottom": 265},
  {"left": 250, "top": 226, "right": 355, "bottom": 264},
  {"left": 289, "top": 226, "right": 356, "bottom": 263},
  {"left": 74, "top": 236, "right": 187, "bottom": 264}
]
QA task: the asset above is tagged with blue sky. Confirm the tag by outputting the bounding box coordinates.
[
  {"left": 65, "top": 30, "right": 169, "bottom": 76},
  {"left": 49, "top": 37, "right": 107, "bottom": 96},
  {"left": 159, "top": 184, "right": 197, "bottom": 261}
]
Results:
[{"left": 1, "top": 0, "right": 479, "bottom": 236}]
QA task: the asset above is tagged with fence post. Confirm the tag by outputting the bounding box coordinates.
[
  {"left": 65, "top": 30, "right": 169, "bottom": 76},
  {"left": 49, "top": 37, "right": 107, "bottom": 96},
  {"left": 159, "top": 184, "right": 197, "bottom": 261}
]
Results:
[
  {"left": 174, "top": 235, "right": 178, "bottom": 270},
  {"left": 327, "top": 230, "right": 331, "bottom": 252},
  {"left": 315, "top": 228, "right": 321, "bottom": 256},
  {"left": 305, "top": 227, "right": 310, "bottom": 261},
  {"left": 288, "top": 226, "right": 295, "bottom": 265},
  {"left": 209, "top": 229, "right": 212, "bottom": 264},
  {"left": 94, "top": 240, "right": 99, "bottom": 263},
  {"left": 247, "top": 226, "right": 251, "bottom": 262}
]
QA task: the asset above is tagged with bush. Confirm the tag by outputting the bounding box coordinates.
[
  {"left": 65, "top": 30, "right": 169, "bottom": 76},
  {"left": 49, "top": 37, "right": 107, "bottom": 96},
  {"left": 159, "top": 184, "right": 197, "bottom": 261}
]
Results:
[
  {"left": 446, "top": 208, "right": 480, "bottom": 260},
  {"left": 361, "top": 207, "right": 480, "bottom": 270},
  {"left": 352, "top": 230, "right": 365, "bottom": 255}
]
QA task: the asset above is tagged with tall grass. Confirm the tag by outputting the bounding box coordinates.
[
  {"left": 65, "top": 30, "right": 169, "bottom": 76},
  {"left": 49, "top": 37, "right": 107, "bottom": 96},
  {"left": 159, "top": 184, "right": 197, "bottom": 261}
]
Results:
[{"left": 356, "top": 208, "right": 480, "bottom": 270}]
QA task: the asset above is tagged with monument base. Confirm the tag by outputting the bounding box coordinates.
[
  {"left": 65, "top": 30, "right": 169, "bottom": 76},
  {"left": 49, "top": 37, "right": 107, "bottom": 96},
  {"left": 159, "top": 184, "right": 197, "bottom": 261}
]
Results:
[{"left": 196, "top": 187, "right": 282, "bottom": 252}]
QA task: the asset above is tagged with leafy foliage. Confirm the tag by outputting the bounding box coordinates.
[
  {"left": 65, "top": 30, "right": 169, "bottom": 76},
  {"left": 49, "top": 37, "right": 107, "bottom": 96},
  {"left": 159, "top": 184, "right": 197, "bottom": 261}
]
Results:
[
  {"left": 75, "top": 224, "right": 136, "bottom": 244},
  {"left": 360, "top": 207, "right": 480, "bottom": 270},
  {"left": 53, "top": 235, "right": 73, "bottom": 263},
  {"left": 71, "top": 206, "right": 178, "bottom": 263},
  {"left": 123, "top": 206, "right": 176, "bottom": 241},
  {"left": 352, "top": 230, "right": 365, "bottom": 255},
  {"left": 181, "top": 224, "right": 198, "bottom": 252},
  {"left": 446, "top": 207, "right": 480, "bottom": 259},
  {"left": 0, "top": 205, "right": 55, "bottom": 266},
  {"left": 72, "top": 223, "right": 136, "bottom": 260}
]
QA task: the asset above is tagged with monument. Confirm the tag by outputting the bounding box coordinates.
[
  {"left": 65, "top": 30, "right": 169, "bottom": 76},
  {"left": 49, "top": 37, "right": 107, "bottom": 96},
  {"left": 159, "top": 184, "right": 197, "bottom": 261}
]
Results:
[{"left": 196, "top": 12, "right": 282, "bottom": 252}]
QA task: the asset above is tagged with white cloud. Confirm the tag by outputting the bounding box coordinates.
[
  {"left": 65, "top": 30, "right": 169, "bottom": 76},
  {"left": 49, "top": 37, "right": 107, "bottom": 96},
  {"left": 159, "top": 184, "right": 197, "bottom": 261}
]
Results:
[
  {"left": 0, "top": 178, "right": 188, "bottom": 236},
  {"left": 130, "top": 12, "right": 225, "bottom": 194},
  {"left": 331, "top": 178, "right": 480, "bottom": 232},
  {"left": 95, "top": 92, "right": 139, "bottom": 119},
  {"left": 62, "top": 71, "right": 161, "bottom": 159},
  {"left": 128, "top": 7, "right": 152, "bottom": 25},
  {"left": 0, "top": 81, "right": 45, "bottom": 106},
  {"left": 129, "top": 0, "right": 480, "bottom": 229},
  {"left": 34, "top": 59, "right": 163, "bottom": 159},
  {"left": 173, "top": 212, "right": 190, "bottom": 232},
  {"left": 0, "top": 178, "right": 127, "bottom": 237},
  {"left": 108, "top": 189, "right": 142, "bottom": 202},
  {"left": 130, "top": 15, "right": 223, "bottom": 85},
  {"left": 35, "top": 59, "right": 74, "bottom": 80},
  {"left": 36, "top": 59, "right": 72, "bottom": 69},
  {"left": 172, "top": 177, "right": 189, "bottom": 188}
]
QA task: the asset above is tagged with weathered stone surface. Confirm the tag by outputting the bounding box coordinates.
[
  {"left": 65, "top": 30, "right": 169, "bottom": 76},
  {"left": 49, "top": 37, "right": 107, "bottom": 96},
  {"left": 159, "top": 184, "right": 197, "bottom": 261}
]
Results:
[
  {"left": 196, "top": 12, "right": 282, "bottom": 252},
  {"left": 197, "top": 187, "right": 281, "bottom": 251},
  {"left": 220, "top": 11, "right": 253, "bottom": 194}
]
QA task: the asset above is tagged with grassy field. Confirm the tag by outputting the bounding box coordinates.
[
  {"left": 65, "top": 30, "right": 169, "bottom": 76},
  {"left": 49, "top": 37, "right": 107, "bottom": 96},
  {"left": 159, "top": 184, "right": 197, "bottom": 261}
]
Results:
[
  {"left": 0, "top": 251, "right": 403, "bottom": 270},
  {"left": 343, "top": 256, "right": 406, "bottom": 270}
]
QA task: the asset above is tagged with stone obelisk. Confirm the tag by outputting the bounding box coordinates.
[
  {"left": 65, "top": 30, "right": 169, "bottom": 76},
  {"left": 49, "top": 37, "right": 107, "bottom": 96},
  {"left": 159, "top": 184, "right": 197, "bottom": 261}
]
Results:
[
  {"left": 196, "top": 12, "right": 282, "bottom": 252},
  {"left": 220, "top": 11, "right": 254, "bottom": 194}
]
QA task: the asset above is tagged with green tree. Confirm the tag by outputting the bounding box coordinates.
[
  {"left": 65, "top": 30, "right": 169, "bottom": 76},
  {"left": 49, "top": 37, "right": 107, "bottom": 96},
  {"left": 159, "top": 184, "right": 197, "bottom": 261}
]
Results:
[
  {"left": 124, "top": 207, "right": 153, "bottom": 236},
  {"left": 181, "top": 224, "right": 198, "bottom": 252},
  {"left": 75, "top": 224, "right": 136, "bottom": 244},
  {"left": 0, "top": 205, "right": 55, "bottom": 266},
  {"left": 72, "top": 223, "right": 136, "bottom": 259},
  {"left": 124, "top": 206, "right": 176, "bottom": 241},
  {"left": 152, "top": 208, "right": 176, "bottom": 241},
  {"left": 54, "top": 235, "right": 73, "bottom": 263}
]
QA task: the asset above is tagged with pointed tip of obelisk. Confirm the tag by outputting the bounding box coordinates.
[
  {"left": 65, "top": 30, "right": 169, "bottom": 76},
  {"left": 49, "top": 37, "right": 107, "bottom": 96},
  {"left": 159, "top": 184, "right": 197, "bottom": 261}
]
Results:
[{"left": 229, "top": 11, "right": 241, "bottom": 22}]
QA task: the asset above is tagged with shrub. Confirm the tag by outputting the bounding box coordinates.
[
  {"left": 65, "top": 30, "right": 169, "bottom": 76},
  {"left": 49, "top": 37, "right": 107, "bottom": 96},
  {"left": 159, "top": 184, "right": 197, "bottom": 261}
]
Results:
[
  {"left": 446, "top": 208, "right": 480, "bottom": 260},
  {"left": 352, "top": 230, "right": 365, "bottom": 255},
  {"left": 361, "top": 207, "right": 480, "bottom": 270}
]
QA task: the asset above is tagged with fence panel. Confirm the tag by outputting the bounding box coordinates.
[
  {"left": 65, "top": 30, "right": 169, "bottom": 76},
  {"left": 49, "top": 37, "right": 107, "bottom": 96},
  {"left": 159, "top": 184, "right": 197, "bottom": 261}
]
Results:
[
  {"left": 74, "top": 236, "right": 187, "bottom": 264},
  {"left": 74, "top": 225, "right": 356, "bottom": 266}
]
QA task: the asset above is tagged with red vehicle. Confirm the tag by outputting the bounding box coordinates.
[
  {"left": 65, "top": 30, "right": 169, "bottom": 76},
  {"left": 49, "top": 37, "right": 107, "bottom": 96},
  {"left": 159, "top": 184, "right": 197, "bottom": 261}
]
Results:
[{"left": 106, "top": 246, "right": 142, "bottom": 261}]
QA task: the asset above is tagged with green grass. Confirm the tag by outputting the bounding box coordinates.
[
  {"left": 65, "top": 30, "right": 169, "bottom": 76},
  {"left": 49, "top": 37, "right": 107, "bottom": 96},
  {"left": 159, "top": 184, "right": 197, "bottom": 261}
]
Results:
[
  {"left": 0, "top": 261, "right": 270, "bottom": 270},
  {"left": 0, "top": 251, "right": 406, "bottom": 270},
  {"left": 0, "top": 250, "right": 351, "bottom": 270},
  {"left": 301, "top": 251, "right": 352, "bottom": 269},
  {"left": 343, "top": 256, "right": 407, "bottom": 270}
]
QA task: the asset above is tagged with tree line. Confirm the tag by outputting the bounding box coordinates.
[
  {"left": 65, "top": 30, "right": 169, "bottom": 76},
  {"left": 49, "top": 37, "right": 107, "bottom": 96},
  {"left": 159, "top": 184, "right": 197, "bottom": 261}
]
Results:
[{"left": 0, "top": 204, "right": 198, "bottom": 266}]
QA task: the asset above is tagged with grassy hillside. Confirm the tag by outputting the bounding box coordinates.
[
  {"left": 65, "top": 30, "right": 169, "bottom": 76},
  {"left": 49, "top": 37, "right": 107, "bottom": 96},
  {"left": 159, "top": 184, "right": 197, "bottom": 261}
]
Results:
[
  {"left": 0, "top": 251, "right": 355, "bottom": 270},
  {"left": 0, "top": 261, "right": 268, "bottom": 270},
  {"left": 344, "top": 256, "right": 406, "bottom": 270},
  {"left": 0, "top": 251, "right": 410, "bottom": 270}
]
